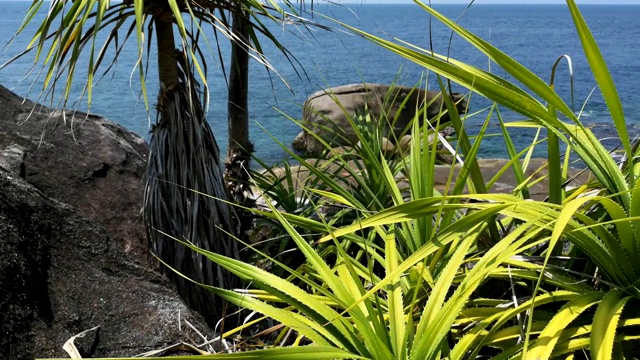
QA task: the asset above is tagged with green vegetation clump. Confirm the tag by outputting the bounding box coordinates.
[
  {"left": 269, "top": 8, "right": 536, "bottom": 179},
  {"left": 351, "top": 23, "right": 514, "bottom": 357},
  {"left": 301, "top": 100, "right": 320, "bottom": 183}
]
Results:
[{"left": 185, "top": 1, "right": 640, "bottom": 358}]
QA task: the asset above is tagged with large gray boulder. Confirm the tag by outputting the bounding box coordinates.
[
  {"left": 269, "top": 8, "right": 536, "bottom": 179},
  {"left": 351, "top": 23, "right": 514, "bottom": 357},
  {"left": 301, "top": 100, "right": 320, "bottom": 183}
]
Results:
[
  {"left": 292, "top": 83, "right": 467, "bottom": 155},
  {"left": 0, "top": 85, "right": 150, "bottom": 265},
  {"left": 0, "top": 85, "right": 213, "bottom": 359},
  {"left": 0, "top": 165, "right": 210, "bottom": 359}
]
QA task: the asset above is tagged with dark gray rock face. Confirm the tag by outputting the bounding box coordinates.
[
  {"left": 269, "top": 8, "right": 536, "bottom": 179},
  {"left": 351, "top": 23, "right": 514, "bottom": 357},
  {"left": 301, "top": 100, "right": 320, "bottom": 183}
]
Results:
[
  {"left": 0, "top": 86, "right": 212, "bottom": 359},
  {"left": 0, "top": 167, "right": 210, "bottom": 359},
  {"left": 292, "top": 83, "right": 467, "bottom": 155},
  {"left": 0, "top": 85, "right": 150, "bottom": 265}
]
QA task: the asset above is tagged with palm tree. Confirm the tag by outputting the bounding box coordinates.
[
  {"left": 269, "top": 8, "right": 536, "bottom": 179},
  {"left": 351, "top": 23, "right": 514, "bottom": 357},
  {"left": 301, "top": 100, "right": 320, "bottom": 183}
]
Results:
[
  {"left": 224, "top": 2, "right": 321, "bottom": 235},
  {"left": 5, "top": 0, "right": 315, "bottom": 327},
  {"left": 224, "top": 7, "right": 254, "bottom": 237}
]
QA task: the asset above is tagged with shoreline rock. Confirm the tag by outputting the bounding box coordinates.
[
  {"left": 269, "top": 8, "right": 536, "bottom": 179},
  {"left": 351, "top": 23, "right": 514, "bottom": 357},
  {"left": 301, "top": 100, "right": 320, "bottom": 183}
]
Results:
[
  {"left": 0, "top": 166, "right": 211, "bottom": 359},
  {"left": 292, "top": 83, "right": 466, "bottom": 156},
  {"left": 0, "top": 85, "right": 214, "bottom": 359},
  {"left": 0, "top": 85, "right": 150, "bottom": 265},
  {"left": 256, "top": 158, "right": 593, "bottom": 203}
]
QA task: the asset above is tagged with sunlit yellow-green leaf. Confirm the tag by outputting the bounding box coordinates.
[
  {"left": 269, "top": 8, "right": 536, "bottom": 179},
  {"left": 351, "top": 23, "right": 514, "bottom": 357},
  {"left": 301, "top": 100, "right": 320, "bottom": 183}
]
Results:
[
  {"left": 566, "top": 0, "right": 630, "bottom": 163},
  {"left": 590, "top": 290, "right": 630, "bottom": 360},
  {"left": 526, "top": 292, "right": 602, "bottom": 359}
]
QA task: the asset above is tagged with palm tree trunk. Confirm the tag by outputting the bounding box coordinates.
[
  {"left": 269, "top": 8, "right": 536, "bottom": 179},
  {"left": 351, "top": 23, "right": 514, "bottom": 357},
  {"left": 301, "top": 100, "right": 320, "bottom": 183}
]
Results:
[
  {"left": 155, "top": 11, "right": 179, "bottom": 89},
  {"left": 225, "top": 7, "right": 254, "bottom": 237}
]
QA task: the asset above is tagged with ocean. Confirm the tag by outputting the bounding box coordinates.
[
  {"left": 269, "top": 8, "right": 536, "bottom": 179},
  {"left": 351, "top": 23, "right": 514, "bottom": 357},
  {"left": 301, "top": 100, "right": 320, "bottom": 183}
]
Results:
[{"left": 1, "top": 2, "right": 639, "bottom": 164}]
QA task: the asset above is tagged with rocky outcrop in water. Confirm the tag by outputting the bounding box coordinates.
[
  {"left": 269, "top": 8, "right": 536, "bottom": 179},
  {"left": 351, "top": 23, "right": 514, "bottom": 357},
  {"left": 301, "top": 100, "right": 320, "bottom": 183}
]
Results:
[
  {"left": 292, "top": 83, "right": 466, "bottom": 156},
  {"left": 0, "top": 85, "right": 212, "bottom": 359}
]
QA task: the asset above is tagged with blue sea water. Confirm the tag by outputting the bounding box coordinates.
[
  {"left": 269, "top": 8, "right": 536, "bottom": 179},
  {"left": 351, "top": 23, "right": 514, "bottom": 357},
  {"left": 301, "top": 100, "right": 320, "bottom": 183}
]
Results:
[{"left": 1, "top": 2, "right": 639, "bottom": 164}]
